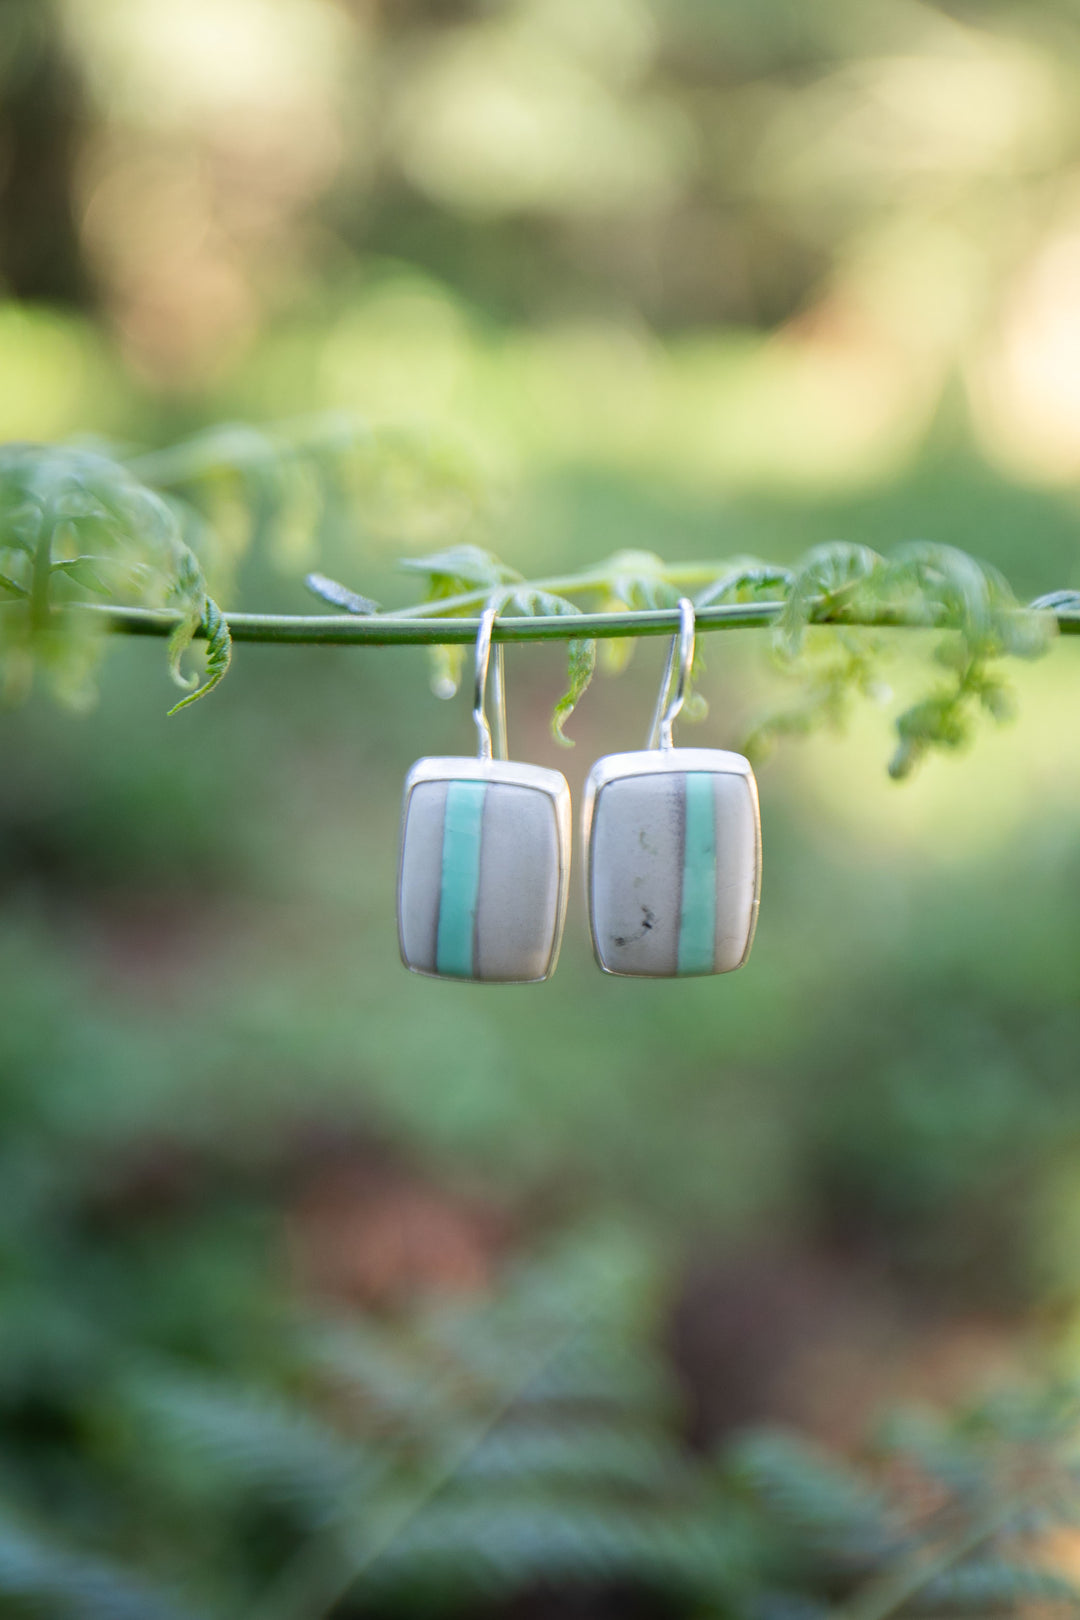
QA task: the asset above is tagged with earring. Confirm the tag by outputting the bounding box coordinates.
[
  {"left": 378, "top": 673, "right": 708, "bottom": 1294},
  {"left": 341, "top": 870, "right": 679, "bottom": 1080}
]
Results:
[
  {"left": 582, "top": 598, "right": 761, "bottom": 978},
  {"left": 398, "top": 607, "right": 571, "bottom": 983}
]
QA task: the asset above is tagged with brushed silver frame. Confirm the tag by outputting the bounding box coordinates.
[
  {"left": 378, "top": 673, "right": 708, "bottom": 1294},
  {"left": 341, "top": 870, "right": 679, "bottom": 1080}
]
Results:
[
  {"left": 398, "top": 756, "right": 572, "bottom": 983},
  {"left": 581, "top": 748, "right": 762, "bottom": 977}
]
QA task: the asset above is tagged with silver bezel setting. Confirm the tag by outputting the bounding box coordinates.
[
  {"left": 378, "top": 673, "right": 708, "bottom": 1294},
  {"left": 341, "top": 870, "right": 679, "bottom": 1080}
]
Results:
[
  {"left": 398, "top": 756, "right": 572, "bottom": 983},
  {"left": 582, "top": 748, "right": 761, "bottom": 978}
]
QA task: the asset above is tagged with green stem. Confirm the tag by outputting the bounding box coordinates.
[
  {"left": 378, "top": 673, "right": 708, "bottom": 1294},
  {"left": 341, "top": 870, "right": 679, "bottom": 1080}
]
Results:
[
  {"left": 251, "top": 1323, "right": 589, "bottom": 1620},
  {"left": 830, "top": 1487, "right": 1043, "bottom": 1620},
  {"left": 391, "top": 562, "right": 736, "bottom": 620},
  {"left": 17, "top": 600, "right": 1078, "bottom": 646}
]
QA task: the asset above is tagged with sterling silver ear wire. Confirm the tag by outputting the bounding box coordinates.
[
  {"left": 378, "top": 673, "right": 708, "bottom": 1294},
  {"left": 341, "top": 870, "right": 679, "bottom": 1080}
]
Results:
[
  {"left": 647, "top": 595, "right": 695, "bottom": 751},
  {"left": 473, "top": 604, "right": 508, "bottom": 762},
  {"left": 397, "top": 606, "right": 571, "bottom": 983},
  {"left": 582, "top": 597, "right": 762, "bottom": 978}
]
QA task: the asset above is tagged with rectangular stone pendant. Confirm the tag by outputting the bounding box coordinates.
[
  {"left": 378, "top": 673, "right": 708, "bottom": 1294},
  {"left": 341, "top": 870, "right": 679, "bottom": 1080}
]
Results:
[
  {"left": 583, "top": 748, "right": 761, "bottom": 978},
  {"left": 398, "top": 758, "right": 572, "bottom": 983}
]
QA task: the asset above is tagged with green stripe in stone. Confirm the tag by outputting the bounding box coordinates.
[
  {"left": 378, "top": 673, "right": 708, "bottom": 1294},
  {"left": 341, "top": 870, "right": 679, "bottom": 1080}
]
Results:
[
  {"left": 677, "top": 773, "right": 717, "bottom": 976},
  {"left": 435, "top": 779, "right": 487, "bottom": 978}
]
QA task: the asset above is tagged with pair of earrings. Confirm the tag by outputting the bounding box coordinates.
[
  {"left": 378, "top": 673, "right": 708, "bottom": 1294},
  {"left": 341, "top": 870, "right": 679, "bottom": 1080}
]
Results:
[{"left": 397, "top": 601, "right": 761, "bottom": 983}]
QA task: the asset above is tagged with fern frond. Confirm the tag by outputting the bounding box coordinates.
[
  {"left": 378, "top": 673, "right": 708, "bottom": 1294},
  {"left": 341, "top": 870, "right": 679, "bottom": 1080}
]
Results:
[
  {"left": 0, "top": 444, "right": 229, "bottom": 713},
  {"left": 304, "top": 1319, "right": 477, "bottom": 1431},
  {"left": 124, "top": 1368, "right": 373, "bottom": 1527},
  {"left": 0, "top": 1509, "right": 197, "bottom": 1620},
  {"left": 917, "top": 1558, "right": 1080, "bottom": 1611},
  {"left": 357, "top": 1497, "right": 741, "bottom": 1599},
  {"left": 776, "top": 543, "right": 882, "bottom": 657},
  {"left": 456, "top": 1420, "right": 690, "bottom": 1493},
  {"left": 729, "top": 1431, "right": 903, "bottom": 1565}
]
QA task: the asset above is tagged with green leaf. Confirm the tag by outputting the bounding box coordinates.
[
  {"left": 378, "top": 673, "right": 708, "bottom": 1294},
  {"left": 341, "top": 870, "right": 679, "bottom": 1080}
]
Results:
[
  {"left": 166, "top": 596, "right": 232, "bottom": 715},
  {"left": 428, "top": 641, "right": 466, "bottom": 700},
  {"left": 51, "top": 555, "right": 116, "bottom": 596},
  {"left": 1031, "top": 588, "right": 1080, "bottom": 613},
  {"left": 776, "top": 542, "right": 882, "bottom": 657},
  {"left": 496, "top": 587, "right": 595, "bottom": 744},
  {"left": 553, "top": 636, "right": 597, "bottom": 745},
  {"left": 604, "top": 550, "right": 681, "bottom": 611},
  {"left": 695, "top": 562, "right": 794, "bottom": 609},
  {"left": 886, "top": 542, "right": 1000, "bottom": 642},
  {"left": 304, "top": 572, "right": 380, "bottom": 614},
  {"left": 399, "top": 545, "right": 520, "bottom": 599}
]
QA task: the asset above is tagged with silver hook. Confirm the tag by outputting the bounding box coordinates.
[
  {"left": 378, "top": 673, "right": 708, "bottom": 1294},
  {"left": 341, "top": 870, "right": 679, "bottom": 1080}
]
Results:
[
  {"left": 646, "top": 597, "right": 695, "bottom": 751},
  {"left": 473, "top": 605, "right": 508, "bottom": 762}
]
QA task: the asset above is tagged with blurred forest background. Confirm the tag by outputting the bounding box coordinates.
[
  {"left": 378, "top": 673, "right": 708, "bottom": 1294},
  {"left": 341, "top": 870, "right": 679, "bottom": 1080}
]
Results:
[{"left": 8, "top": 0, "right": 1080, "bottom": 1615}]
